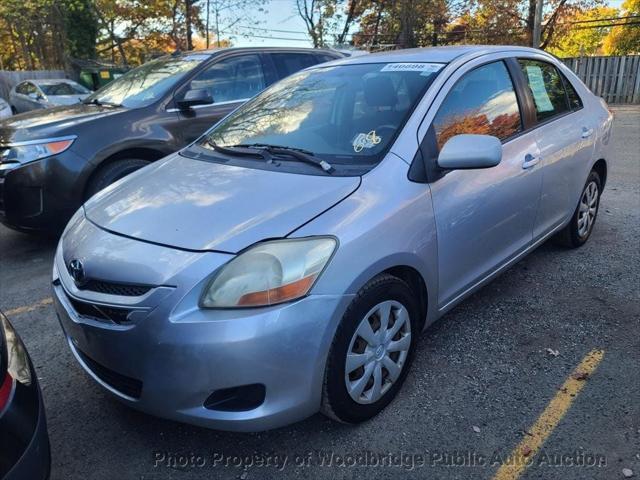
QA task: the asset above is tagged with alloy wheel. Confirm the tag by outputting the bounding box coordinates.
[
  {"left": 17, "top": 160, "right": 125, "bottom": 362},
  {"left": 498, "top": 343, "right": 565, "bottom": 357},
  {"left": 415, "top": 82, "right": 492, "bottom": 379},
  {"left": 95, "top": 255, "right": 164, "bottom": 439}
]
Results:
[
  {"left": 345, "top": 300, "right": 411, "bottom": 404},
  {"left": 578, "top": 181, "right": 599, "bottom": 238}
]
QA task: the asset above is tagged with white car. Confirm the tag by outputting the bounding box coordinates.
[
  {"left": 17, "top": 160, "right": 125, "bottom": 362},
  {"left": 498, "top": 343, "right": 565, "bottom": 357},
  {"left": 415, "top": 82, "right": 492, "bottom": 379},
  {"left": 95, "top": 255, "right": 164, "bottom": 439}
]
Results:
[
  {"left": 9, "top": 79, "right": 92, "bottom": 113},
  {"left": 0, "top": 97, "right": 12, "bottom": 119}
]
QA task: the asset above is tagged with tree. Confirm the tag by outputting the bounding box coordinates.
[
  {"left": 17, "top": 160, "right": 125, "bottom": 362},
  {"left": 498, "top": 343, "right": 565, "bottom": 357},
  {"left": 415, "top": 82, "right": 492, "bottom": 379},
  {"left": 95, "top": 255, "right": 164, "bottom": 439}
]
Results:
[
  {"left": 547, "top": 7, "right": 618, "bottom": 56},
  {"left": 205, "top": 0, "right": 266, "bottom": 48},
  {"left": 603, "top": 0, "right": 640, "bottom": 54},
  {"left": 296, "top": 0, "right": 363, "bottom": 48},
  {"left": 353, "top": 0, "right": 456, "bottom": 49}
]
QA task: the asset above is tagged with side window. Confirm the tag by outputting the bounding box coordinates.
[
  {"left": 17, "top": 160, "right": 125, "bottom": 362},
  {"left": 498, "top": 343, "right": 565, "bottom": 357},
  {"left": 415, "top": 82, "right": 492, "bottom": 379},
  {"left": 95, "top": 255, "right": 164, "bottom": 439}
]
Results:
[
  {"left": 315, "top": 53, "right": 339, "bottom": 64},
  {"left": 562, "top": 74, "right": 583, "bottom": 110},
  {"left": 271, "top": 53, "right": 319, "bottom": 78},
  {"left": 432, "top": 61, "right": 522, "bottom": 149},
  {"left": 518, "top": 59, "right": 570, "bottom": 122},
  {"left": 189, "top": 54, "right": 266, "bottom": 104},
  {"left": 15, "top": 83, "right": 27, "bottom": 94}
]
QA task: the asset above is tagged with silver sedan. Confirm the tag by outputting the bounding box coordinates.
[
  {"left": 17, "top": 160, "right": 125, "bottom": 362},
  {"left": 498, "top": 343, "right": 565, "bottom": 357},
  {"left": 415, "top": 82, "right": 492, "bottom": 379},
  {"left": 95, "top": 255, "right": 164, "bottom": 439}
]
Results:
[
  {"left": 9, "top": 79, "right": 91, "bottom": 113},
  {"left": 53, "top": 45, "right": 612, "bottom": 431}
]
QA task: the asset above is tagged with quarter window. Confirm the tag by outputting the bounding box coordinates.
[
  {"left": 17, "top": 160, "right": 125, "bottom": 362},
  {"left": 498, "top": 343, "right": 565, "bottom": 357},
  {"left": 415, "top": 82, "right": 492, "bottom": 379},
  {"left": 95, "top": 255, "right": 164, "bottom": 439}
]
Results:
[
  {"left": 432, "top": 61, "right": 522, "bottom": 149},
  {"left": 189, "top": 54, "right": 266, "bottom": 104},
  {"left": 562, "top": 74, "right": 583, "bottom": 110},
  {"left": 518, "top": 59, "right": 570, "bottom": 122}
]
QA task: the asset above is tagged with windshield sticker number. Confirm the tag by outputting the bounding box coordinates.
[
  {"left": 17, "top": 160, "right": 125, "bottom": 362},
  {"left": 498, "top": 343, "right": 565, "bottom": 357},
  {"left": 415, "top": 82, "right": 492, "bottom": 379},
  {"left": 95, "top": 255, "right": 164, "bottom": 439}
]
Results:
[
  {"left": 353, "top": 130, "right": 382, "bottom": 152},
  {"left": 380, "top": 63, "right": 443, "bottom": 75}
]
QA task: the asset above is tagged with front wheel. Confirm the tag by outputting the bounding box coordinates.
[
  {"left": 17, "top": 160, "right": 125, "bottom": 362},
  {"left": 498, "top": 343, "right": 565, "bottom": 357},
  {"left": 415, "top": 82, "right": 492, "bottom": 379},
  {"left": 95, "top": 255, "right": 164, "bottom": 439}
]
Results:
[
  {"left": 85, "top": 158, "right": 150, "bottom": 199},
  {"left": 555, "top": 170, "right": 602, "bottom": 248},
  {"left": 321, "top": 274, "right": 420, "bottom": 424}
]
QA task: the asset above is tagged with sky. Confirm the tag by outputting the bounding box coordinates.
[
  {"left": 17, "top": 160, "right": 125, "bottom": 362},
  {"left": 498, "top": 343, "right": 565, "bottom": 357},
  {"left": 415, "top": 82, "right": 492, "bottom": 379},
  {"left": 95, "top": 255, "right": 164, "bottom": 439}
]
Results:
[
  {"left": 213, "top": 0, "right": 326, "bottom": 48},
  {"left": 217, "top": 0, "right": 626, "bottom": 49}
]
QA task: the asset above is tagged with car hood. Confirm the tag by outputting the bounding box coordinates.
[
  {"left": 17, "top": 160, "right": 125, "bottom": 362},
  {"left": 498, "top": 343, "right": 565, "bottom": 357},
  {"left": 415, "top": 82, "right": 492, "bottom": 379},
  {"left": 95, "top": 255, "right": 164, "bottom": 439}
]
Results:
[
  {"left": 84, "top": 154, "right": 361, "bottom": 253},
  {"left": 0, "top": 103, "right": 125, "bottom": 144}
]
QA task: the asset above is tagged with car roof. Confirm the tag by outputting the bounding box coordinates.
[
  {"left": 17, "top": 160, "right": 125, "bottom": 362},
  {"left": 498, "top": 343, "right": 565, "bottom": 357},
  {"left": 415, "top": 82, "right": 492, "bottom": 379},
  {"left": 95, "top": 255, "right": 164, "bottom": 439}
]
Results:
[
  {"left": 175, "top": 46, "right": 342, "bottom": 58},
  {"left": 322, "top": 45, "right": 552, "bottom": 66}
]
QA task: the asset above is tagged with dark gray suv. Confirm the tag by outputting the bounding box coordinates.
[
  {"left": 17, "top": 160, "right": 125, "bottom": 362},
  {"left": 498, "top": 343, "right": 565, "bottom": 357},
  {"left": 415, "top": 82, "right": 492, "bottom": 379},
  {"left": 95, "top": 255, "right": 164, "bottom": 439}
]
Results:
[{"left": 0, "top": 47, "right": 342, "bottom": 232}]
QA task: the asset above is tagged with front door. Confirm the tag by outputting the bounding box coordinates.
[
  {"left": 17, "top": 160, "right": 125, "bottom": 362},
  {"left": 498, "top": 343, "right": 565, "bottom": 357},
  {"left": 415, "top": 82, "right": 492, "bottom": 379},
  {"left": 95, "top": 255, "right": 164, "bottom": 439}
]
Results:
[
  {"left": 426, "top": 60, "right": 543, "bottom": 307},
  {"left": 173, "top": 53, "right": 268, "bottom": 144}
]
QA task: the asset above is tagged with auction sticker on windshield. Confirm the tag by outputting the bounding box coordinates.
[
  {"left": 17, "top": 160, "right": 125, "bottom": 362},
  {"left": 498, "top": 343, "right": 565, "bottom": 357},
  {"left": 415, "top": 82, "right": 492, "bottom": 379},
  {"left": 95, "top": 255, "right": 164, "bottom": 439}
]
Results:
[{"left": 380, "top": 63, "right": 443, "bottom": 75}]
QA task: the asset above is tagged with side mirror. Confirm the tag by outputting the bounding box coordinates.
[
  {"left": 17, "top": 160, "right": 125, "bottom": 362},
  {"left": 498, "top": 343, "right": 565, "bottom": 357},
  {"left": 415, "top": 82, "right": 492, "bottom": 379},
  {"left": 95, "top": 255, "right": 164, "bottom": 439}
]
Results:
[
  {"left": 437, "top": 134, "right": 502, "bottom": 170},
  {"left": 177, "top": 89, "right": 213, "bottom": 110},
  {"left": 28, "top": 92, "right": 43, "bottom": 101}
]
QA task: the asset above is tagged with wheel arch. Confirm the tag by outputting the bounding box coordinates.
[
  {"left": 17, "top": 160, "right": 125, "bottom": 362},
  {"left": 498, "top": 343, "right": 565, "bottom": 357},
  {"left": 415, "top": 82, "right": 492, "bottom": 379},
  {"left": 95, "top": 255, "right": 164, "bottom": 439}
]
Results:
[
  {"left": 333, "top": 258, "right": 433, "bottom": 332},
  {"left": 592, "top": 158, "right": 607, "bottom": 190},
  {"left": 383, "top": 265, "right": 429, "bottom": 331},
  {"left": 82, "top": 147, "right": 168, "bottom": 200}
]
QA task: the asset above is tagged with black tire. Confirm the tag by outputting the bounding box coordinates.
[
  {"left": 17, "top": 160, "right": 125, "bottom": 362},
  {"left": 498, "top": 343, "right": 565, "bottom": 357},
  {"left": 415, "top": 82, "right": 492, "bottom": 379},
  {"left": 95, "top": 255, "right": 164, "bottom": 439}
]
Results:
[
  {"left": 321, "top": 274, "right": 420, "bottom": 424},
  {"left": 85, "top": 158, "right": 150, "bottom": 199},
  {"left": 554, "top": 170, "right": 602, "bottom": 248},
  {"left": 10, "top": 106, "right": 17, "bottom": 115}
]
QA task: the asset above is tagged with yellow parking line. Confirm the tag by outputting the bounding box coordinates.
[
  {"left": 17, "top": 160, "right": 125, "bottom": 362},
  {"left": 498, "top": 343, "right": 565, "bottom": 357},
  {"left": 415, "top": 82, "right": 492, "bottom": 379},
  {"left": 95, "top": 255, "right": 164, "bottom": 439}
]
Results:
[
  {"left": 493, "top": 349, "right": 605, "bottom": 480},
  {"left": 4, "top": 297, "right": 53, "bottom": 317}
]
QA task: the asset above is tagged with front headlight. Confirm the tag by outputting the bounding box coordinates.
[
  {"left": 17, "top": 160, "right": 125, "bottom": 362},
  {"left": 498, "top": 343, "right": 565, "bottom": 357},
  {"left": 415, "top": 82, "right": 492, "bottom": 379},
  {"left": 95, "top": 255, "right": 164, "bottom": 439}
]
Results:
[
  {"left": 0, "top": 136, "right": 76, "bottom": 167},
  {"left": 201, "top": 237, "right": 337, "bottom": 308}
]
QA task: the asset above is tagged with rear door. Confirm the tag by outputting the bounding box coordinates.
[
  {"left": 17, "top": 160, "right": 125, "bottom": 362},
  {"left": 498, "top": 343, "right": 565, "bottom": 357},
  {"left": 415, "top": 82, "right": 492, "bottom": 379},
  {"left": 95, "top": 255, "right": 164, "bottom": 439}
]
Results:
[
  {"left": 516, "top": 58, "right": 596, "bottom": 239},
  {"left": 173, "top": 53, "right": 268, "bottom": 144},
  {"left": 422, "top": 59, "right": 544, "bottom": 307}
]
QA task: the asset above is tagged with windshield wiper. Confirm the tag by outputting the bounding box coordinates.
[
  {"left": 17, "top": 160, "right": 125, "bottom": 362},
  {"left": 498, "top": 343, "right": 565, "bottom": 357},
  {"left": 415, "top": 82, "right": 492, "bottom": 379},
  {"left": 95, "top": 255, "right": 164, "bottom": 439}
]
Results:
[
  {"left": 234, "top": 143, "right": 334, "bottom": 173},
  {"left": 203, "top": 139, "right": 270, "bottom": 160}
]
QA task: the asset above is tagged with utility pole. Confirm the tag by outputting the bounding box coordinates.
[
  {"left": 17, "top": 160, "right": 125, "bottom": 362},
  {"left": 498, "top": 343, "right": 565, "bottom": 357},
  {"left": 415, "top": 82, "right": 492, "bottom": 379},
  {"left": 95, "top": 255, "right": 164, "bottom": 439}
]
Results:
[
  {"left": 206, "top": 0, "right": 211, "bottom": 48},
  {"left": 532, "top": 0, "right": 543, "bottom": 48}
]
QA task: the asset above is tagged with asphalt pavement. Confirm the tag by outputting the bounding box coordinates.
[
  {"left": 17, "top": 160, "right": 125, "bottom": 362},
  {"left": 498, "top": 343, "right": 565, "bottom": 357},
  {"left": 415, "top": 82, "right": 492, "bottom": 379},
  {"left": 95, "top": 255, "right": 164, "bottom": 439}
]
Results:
[{"left": 0, "top": 106, "right": 638, "bottom": 480}]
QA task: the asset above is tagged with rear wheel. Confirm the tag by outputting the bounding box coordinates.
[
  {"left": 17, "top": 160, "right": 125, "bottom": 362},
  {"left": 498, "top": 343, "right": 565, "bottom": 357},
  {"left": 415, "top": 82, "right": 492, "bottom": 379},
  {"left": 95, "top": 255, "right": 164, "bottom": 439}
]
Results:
[
  {"left": 85, "top": 158, "right": 150, "bottom": 199},
  {"left": 321, "top": 274, "right": 420, "bottom": 424},
  {"left": 554, "top": 170, "right": 602, "bottom": 248}
]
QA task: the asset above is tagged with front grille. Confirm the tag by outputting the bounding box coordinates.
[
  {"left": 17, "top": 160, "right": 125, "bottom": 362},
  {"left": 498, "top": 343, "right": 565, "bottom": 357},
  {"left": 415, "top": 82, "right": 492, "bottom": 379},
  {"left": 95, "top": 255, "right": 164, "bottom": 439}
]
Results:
[
  {"left": 79, "top": 279, "right": 152, "bottom": 297},
  {"left": 64, "top": 262, "right": 153, "bottom": 296},
  {"left": 75, "top": 347, "right": 143, "bottom": 399},
  {"left": 65, "top": 293, "right": 133, "bottom": 324}
]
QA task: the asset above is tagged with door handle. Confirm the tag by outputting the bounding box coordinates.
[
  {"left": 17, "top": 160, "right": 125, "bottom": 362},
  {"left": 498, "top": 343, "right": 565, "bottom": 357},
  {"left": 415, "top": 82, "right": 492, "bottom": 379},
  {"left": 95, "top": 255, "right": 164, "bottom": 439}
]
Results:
[
  {"left": 581, "top": 127, "right": 594, "bottom": 138},
  {"left": 523, "top": 153, "right": 540, "bottom": 169}
]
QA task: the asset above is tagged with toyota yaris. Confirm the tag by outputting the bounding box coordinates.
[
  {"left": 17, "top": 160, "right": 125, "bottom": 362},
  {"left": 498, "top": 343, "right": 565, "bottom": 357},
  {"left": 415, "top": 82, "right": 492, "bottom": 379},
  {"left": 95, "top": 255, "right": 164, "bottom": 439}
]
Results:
[{"left": 53, "top": 46, "right": 612, "bottom": 431}]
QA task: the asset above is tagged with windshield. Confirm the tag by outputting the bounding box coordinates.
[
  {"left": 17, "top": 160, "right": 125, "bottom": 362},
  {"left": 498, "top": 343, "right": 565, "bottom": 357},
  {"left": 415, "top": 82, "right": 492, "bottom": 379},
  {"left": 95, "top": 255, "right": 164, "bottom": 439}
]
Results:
[
  {"left": 201, "top": 62, "right": 444, "bottom": 167},
  {"left": 40, "top": 82, "right": 90, "bottom": 95},
  {"left": 85, "top": 54, "right": 210, "bottom": 108}
]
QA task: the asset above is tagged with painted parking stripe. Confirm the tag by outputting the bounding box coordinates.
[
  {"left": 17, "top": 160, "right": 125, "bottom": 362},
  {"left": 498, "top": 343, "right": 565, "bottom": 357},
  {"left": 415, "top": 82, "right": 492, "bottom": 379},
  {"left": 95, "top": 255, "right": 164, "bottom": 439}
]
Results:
[
  {"left": 4, "top": 297, "right": 53, "bottom": 317},
  {"left": 492, "top": 349, "right": 605, "bottom": 480}
]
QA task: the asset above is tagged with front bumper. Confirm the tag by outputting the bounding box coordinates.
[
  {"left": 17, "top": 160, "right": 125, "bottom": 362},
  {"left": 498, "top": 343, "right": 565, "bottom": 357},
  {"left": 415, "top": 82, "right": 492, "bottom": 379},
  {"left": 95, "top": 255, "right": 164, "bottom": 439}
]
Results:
[
  {"left": 0, "top": 149, "right": 86, "bottom": 231},
  {"left": 52, "top": 220, "right": 352, "bottom": 431}
]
